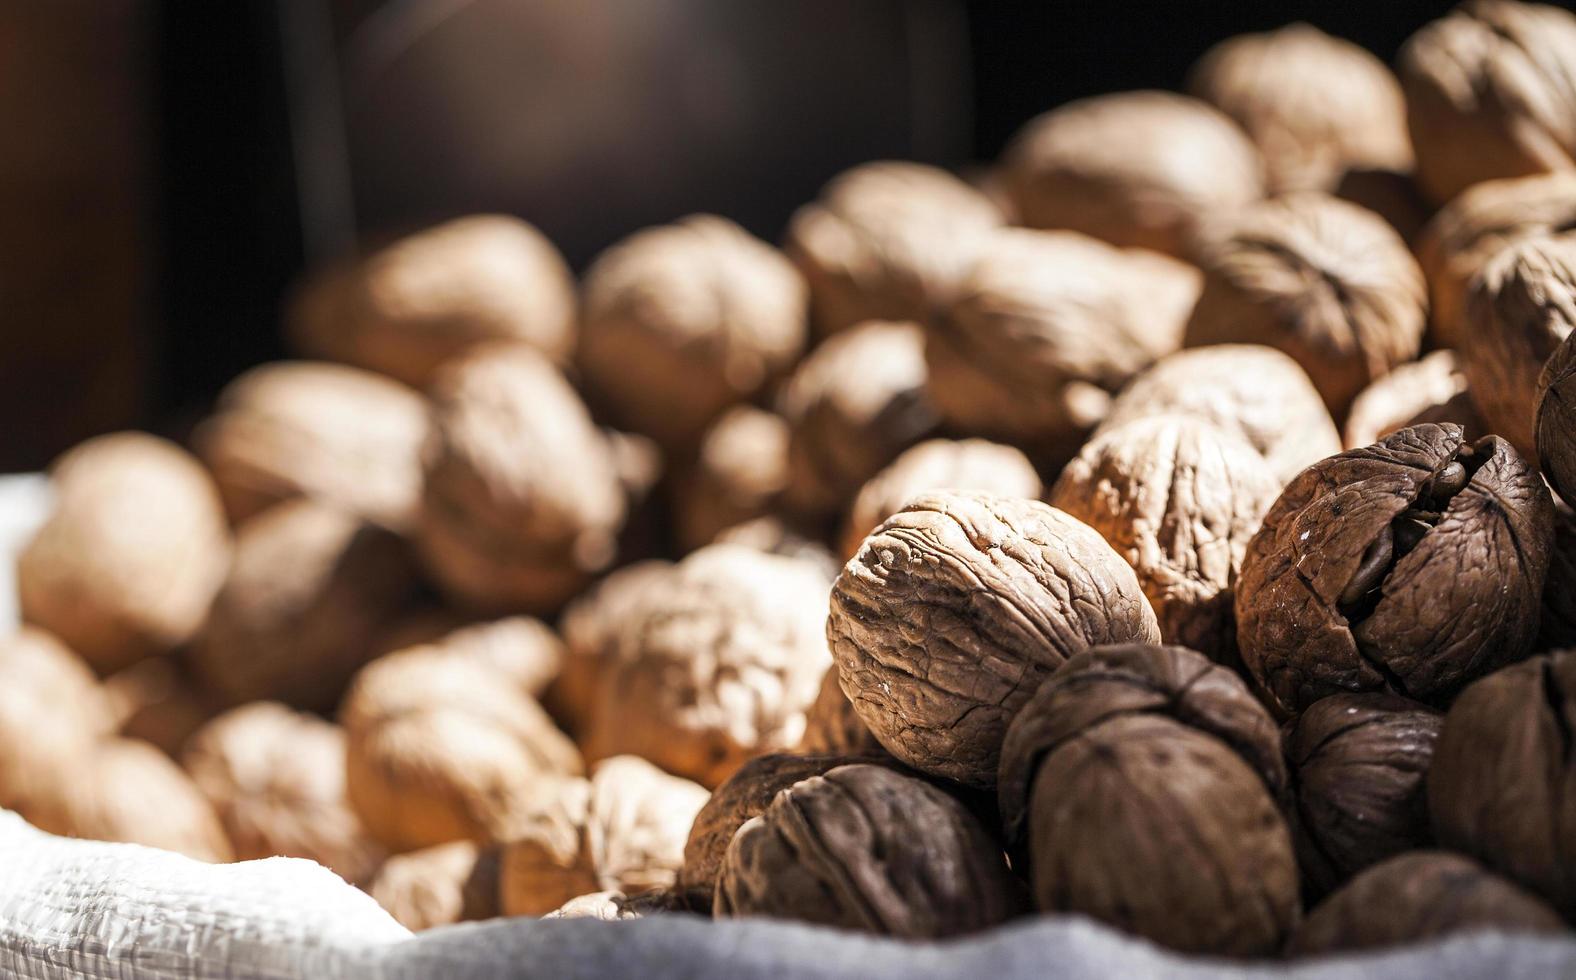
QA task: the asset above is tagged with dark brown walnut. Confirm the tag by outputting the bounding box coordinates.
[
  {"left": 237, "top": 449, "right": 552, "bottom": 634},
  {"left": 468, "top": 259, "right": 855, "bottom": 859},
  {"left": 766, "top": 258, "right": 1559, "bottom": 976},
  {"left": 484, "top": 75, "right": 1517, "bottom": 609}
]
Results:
[
  {"left": 1462, "top": 238, "right": 1576, "bottom": 457},
  {"left": 1188, "top": 23, "right": 1412, "bottom": 194},
  {"left": 784, "top": 161, "right": 1004, "bottom": 337},
  {"left": 1288, "top": 851, "right": 1567, "bottom": 956},
  {"left": 1537, "top": 320, "right": 1576, "bottom": 508},
  {"left": 1429, "top": 650, "right": 1576, "bottom": 916},
  {"left": 840, "top": 438, "right": 1042, "bottom": 560},
  {"left": 779, "top": 320, "right": 939, "bottom": 518},
  {"left": 1183, "top": 193, "right": 1427, "bottom": 419},
  {"left": 1050, "top": 416, "right": 1280, "bottom": 665},
  {"left": 549, "top": 560, "right": 671, "bottom": 736},
  {"left": 1000, "top": 91, "right": 1264, "bottom": 256},
  {"left": 674, "top": 406, "right": 789, "bottom": 553},
  {"left": 18, "top": 432, "right": 230, "bottom": 674},
  {"left": 1343, "top": 350, "right": 1485, "bottom": 449},
  {"left": 190, "top": 499, "right": 420, "bottom": 712},
  {"left": 1285, "top": 693, "right": 1442, "bottom": 895},
  {"left": 583, "top": 544, "right": 832, "bottom": 788},
  {"left": 105, "top": 656, "right": 220, "bottom": 758},
  {"left": 926, "top": 229, "right": 1199, "bottom": 464},
  {"left": 1399, "top": 1, "right": 1576, "bottom": 207},
  {"left": 194, "top": 361, "right": 430, "bottom": 531},
  {"left": 418, "top": 343, "right": 627, "bottom": 614},
  {"left": 828, "top": 491, "right": 1161, "bottom": 788},
  {"left": 1538, "top": 503, "right": 1576, "bottom": 650},
  {"left": 577, "top": 214, "right": 808, "bottom": 452},
  {"left": 0, "top": 628, "right": 112, "bottom": 814},
  {"left": 1237, "top": 424, "right": 1554, "bottom": 717},
  {"left": 183, "top": 702, "right": 383, "bottom": 884},
  {"left": 367, "top": 840, "right": 502, "bottom": 931},
  {"left": 498, "top": 755, "right": 709, "bottom": 917},
  {"left": 288, "top": 214, "right": 576, "bottom": 387},
  {"left": 797, "top": 669, "right": 887, "bottom": 759},
  {"left": 714, "top": 764, "right": 1021, "bottom": 938},
  {"left": 712, "top": 517, "right": 843, "bottom": 583},
  {"left": 1334, "top": 168, "right": 1432, "bottom": 246},
  {"left": 997, "top": 644, "right": 1296, "bottom": 957},
  {"left": 1095, "top": 345, "right": 1342, "bottom": 486}
]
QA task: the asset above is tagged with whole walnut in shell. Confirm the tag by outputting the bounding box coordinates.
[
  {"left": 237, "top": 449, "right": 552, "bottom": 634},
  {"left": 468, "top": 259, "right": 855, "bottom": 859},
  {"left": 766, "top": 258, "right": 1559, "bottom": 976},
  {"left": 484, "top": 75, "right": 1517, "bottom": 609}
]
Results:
[
  {"left": 577, "top": 214, "right": 808, "bottom": 452},
  {"left": 828, "top": 491, "right": 1161, "bottom": 788},
  {"left": 367, "top": 840, "right": 501, "bottom": 931},
  {"left": 997, "top": 644, "right": 1296, "bottom": 957},
  {"left": 418, "top": 343, "right": 626, "bottom": 614},
  {"left": 1188, "top": 23, "right": 1412, "bottom": 194},
  {"left": 498, "top": 755, "right": 708, "bottom": 917},
  {"left": 675, "top": 407, "right": 789, "bottom": 553},
  {"left": 0, "top": 627, "right": 112, "bottom": 813},
  {"left": 195, "top": 360, "right": 430, "bottom": 530},
  {"left": 1289, "top": 852, "right": 1566, "bottom": 956},
  {"left": 1182, "top": 193, "right": 1427, "bottom": 419},
  {"left": 1237, "top": 424, "right": 1554, "bottom": 717},
  {"left": 1285, "top": 693, "right": 1442, "bottom": 895},
  {"left": 549, "top": 560, "right": 671, "bottom": 736},
  {"left": 1001, "top": 91, "right": 1264, "bottom": 256},
  {"left": 183, "top": 702, "right": 383, "bottom": 884},
  {"left": 583, "top": 544, "right": 832, "bottom": 787},
  {"left": 797, "top": 669, "right": 887, "bottom": 759},
  {"left": 1095, "top": 345, "right": 1341, "bottom": 486},
  {"left": 1343, "top": 350, "right": 1484, "bottom": 449},
  {"left": 190, "top": 499, "right": 420, "bottom": 712},
  {"left": 1399, "top": 1, "right": 1576, "bottom": 207},
  {"left": 288, "top": 214, "right": 576, "bottom": 387},
  {"left": 784, "top": 161, "right": 1004, "bottom": 337},
  {"left": 18, "top": 432, "right": 230, "bottom": 674},
  {"left": 714, "top": 764, "right": 1021, "bottom": 938},
  {"left": 1538, "top": 328, "right": 1576, "bottom": 510},
  {"left": 1050, "top": 416, "right": 1279, "bottom": 664}
]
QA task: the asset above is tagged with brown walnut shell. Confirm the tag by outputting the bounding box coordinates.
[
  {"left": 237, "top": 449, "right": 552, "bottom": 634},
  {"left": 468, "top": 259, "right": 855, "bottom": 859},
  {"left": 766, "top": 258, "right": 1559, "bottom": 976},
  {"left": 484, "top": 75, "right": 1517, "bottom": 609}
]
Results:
[
  {"left": 674, "top": 407, "right": 789, "bottom": 553},
  {"left": 1237, "top": 424, "right": 1554, "bottom": 716},
  {"left": 1538, "top": 300, "right": 1576, "bottom": 510},
  {"left": 0, "top": 627, "right": 112, "bottom": 813},
  {"left": 549, "top": 560, "right": 672, "bottom": 737},
  {"left": 367, "top": 840, "right": 502, "bottom": 931},
  {"left": 1343, "top": 350, "right": 1484, "bottom": 449},
  {"left": 714, "top": 764, "right": 1021, "bottom": 938},
  {"left": 797, "top": 669, "right": 887, "bottom": 759},
  {"left": 828, "top": 490, "right": 1161, "bottom": 788}
]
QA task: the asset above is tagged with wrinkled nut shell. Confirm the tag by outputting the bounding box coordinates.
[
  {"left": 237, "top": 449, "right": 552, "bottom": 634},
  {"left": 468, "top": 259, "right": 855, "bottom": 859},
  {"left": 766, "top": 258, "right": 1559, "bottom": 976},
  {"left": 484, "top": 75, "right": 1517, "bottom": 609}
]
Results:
[
  {"left": 368, "top": 840, "right": 502, "bottom": 931},
  {"left": 1343, "top": 350, "right": 1483, "bottom": 449},
  {"left": 828, "top": 491, "right": 1161, "bottom": 788},
  {"left": 1537, "top": 311, "right": 1576, "bottom": 510},
  {"left": 675, "top": 407, "right": 790, "bottom": 553}
]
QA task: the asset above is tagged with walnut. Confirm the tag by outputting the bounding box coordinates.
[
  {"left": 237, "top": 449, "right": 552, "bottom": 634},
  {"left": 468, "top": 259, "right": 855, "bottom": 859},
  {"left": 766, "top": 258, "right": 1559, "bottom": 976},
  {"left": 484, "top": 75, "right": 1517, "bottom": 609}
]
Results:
[
  {"left": 1343, "top": 350, "right": 1484, "bottom": 449},
  {"left": 498, "top": 755, "right": 708, "bottom": 917},
  {"left": 1538, "top": 328, "right": 1576, "bottom": 511},
  {"left": 189, "top": 499, "right": 420, "bottom": 712},
  {"left": 104, "top": 656, "right": 219, "bottom": 758},
  {"left": 1285, "top": 693, "right": 1442, "bottom": 895},
  {"left": 1049, "top": 416, "right": 1279, "bottom": 664},
  {"left": 0, "top": 627, "right": 112, "bottom": 813},
  {"left": 182, "top": 702, "right": 383, "bottom": 884},
  {"left": 828, "top": 491, "right": 1161, "bottom": 788},
  {"left": 784, "top": 161, "right": 1004, "bottom": 337},
  {"left": 797, "top": 669, "right": 887, "bottom": 759},
  {"left": 1095, "top": 345, "right": 1341, "bottom": 486},
  {"left": 1183, "top": 193, "right": 1427, "bottom": 419},
  {"left": 418, "top": 343, "right": 626, "bottom": 614},
  {"left": 18, "top": 432, "right": 230, "bottom": 674},
  {"left": 288, "top": 215, "right": 576, "bottom": 387},
  {"left": 997, "top": 644, "right": 1296, "bottom": 956},
  {"left": 778, "top": 320, "right": 939, "bottom": 518},
  {"left": 841, "top": 438, "right": 1042, "bottom": 559},
  {"left": 675, "top": 406, "right": 789, "bottom": 552},
  {"left": 549, "top": 560, "right": 672, "bottom": 737},
  {"left": 714, "top": 764, "right": 1021, "bottom": 937},
  {"left": 1399, "top": 1, "right": 1576, "bottom": 207},
  {"left": 711, "top": 517, "right": 842, "bottom": 582},
  {"left": 1462, "top": 238, "right": 1576, "bottom": 457},
  {"left": 1289, "top": 852, "right": 1567, "bottom": 956},
  {"left": 1333, "top": 167, "right": 1432, "bottom": 246},
  {"left": 577, "top": 215, "right": 808, "bottom": 452},
  {"left": 1001, "top": 91, "right": 1264, "bottom": 256},
  {"left": 367, "top": 840, "right": 501, "bottom": 931},
  {"left": 926, "top": 229, "right": 1199, "bottom": 464},
  {"left": 1188, "top": 23, "right": 1412, "bottom": 194},
  {"left": 194, "top": 361, "right": 429, "bottom": 531},
  {"left": 583, "top": 544, "right": 832, "bottom": 788},
  {"left": 1237, "top": 424, "right": 1554, "bottom": 716},
  {"left": 543, "top": 889, "right": 676, "bottom": 920}
]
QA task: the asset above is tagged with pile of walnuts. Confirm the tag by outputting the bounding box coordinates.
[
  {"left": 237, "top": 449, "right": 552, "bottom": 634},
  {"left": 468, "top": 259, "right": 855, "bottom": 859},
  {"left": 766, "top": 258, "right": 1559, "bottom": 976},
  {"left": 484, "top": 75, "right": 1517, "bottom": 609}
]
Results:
[{"left": 10, "top": 1, "right": 1576, "bottom": 963}]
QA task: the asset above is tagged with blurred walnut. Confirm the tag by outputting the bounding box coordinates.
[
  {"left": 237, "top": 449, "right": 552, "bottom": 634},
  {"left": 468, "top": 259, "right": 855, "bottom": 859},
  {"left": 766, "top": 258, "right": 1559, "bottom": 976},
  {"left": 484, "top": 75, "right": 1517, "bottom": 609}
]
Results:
[
  {"left": 779, "top": 320, "right": 939, "bottom": 518},
  {"left": 797, "top": 669, "right": 886, "bottom": 758},
  {"left": 1050, "top": 416, "right": 1279, "bottom": 664},
  {"left": 549, "top": 560, "right": 671, "bottom": 736},
  {"left": 288, "top": 215, "right": 575, "bottom": 387},
  {"left": 367, "top": 840, "right": 501, "bottom": 931},
  {"left": 190, "top": 499, "right": 420, "bottom": 712},
  {"left": 675, "top": 407, "right": 789, "bottom": 552},
  {"left": 18, "top": 433, "right": 230, "bottom": 674},
  {"left": 1344, "top": 351, "right": 1484, "bottom": 449},
  {"left": 544, "top": 889, "right": 675, "bottom": 921},
  {"left": 785, "top": 161, "right": 1004, "bottom": 337},
  {"left": 1189, "top": 24, "right": 1411, "bottom": 194},
  {"left": 1289, "top": 852, "right": 1566, "bottom": 956},
  {"left": 498, "top": 756, "right": 708, "bottom": 917},
  {"left": 1001, "top": 91, "right": 1263, "bottom": 256},
  {"left": 419, "top": 343, "right": 626, "bottom": 613},
  {"left": 0, "top": 627, "right": 111, "bottom": 814},
  {"left": 711, "top": 517, "right": 841, "bottom": 582},
  {"left": 1237, "top": 424, "right": 1553, "bottom": 716},
  {"left": 1399, "top": 1, "right": 1576, "bottom": 207},
  {"left": 829, "top": 491, "right": 1160, "bottom": 787},
  {"left": 583, "top": 544, "right": 831, "bottom": 787},
  {"left": 997, "top": 644, "right": 1295, "bottom": 956},
  {"left": 578, "top": 215, "right": 808, "bottom": 452},
  {"left": 1539, "top": 303, "right": 1576, "bottom": 511},
  {"left": 1183, "top": 193, "right": 1426, "bottom": 419},
  {"left": 104, "top": 656, "right": 219, "bottom": 758},
  {"left": 715, "top": 764, "right": 1021, "bottom": 938},
  {"left": 1333, "top": 167, "right": 1432, "bottom": 245}
]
